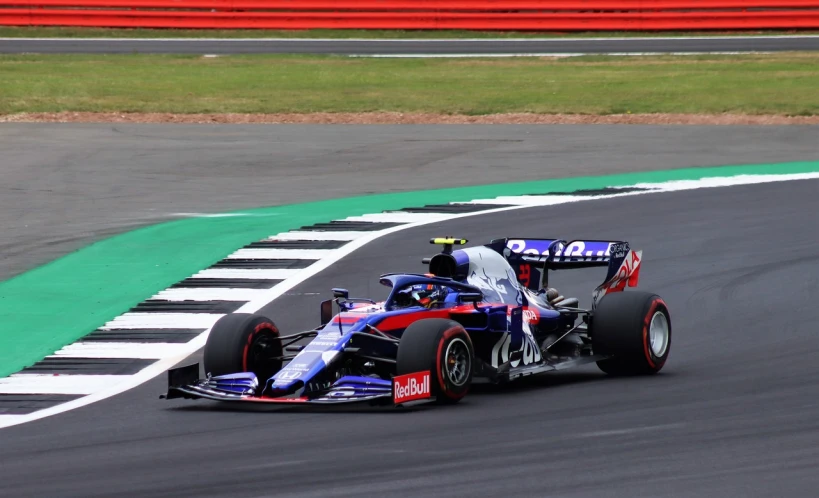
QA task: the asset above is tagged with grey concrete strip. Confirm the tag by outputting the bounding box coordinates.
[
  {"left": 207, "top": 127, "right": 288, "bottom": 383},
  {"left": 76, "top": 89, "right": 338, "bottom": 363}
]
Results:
[
  {"left": 0, "top": 179, "right": 816, "bottom": 498},
  {"left": 0, "top": 36, "right": 818, "bottom": 54},
  {"left": 2, "top": 123, "right": 817, "bottom": 281}
]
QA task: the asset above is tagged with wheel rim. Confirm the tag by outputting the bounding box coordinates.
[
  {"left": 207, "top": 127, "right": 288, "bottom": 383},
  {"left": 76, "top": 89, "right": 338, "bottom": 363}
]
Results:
[
  {"left": 444, "top": 338, "right": 471, "bottom": 387},
  {"left": 649, "top": 311, "right": 670, "bottom": 357},
  {"left": 247, "top": 332, "right": 278, "bottom": 374}
]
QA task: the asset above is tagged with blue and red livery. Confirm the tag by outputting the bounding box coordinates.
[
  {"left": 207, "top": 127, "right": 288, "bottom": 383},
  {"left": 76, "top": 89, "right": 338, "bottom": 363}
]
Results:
[{"left": 163, "top": 237, "right": 672, "bottom": 407}]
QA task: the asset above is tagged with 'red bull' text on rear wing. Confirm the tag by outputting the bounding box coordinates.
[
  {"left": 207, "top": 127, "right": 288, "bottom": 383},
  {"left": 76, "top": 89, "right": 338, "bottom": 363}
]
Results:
[{"left": 486, "top": 238, "right": 642, "bottom": 308}]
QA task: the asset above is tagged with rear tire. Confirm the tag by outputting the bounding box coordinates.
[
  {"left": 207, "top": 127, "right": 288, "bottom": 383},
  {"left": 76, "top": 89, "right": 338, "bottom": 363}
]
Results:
[
  {"left": 592, "top": 292, "right": 671, "bottom": 375},
  {"left": 397, "top": 318, "right": 473, "bottom": 404},
  {"left": 203, "top": 313, "right": 283, "bottom": 385}
]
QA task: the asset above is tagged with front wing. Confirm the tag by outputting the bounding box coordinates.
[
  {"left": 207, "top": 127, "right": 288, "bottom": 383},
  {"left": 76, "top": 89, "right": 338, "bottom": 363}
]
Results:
[{"left": 160, "top": 363, "right": 435, "bottom": 407}]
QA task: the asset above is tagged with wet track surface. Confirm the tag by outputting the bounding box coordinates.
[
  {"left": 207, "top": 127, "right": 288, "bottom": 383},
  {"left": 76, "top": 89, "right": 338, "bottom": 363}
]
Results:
[
  {"left": 1, "top": 178, "right": 817, "bottom": 497},
  {"left": 1, "top": 35, "right": 818, "bottom": 55}
]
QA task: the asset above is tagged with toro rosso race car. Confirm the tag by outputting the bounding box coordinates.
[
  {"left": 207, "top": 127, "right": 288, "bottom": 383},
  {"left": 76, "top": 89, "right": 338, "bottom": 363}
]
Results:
[{"left": 163, "top": 237, "right": 671, "bottom": 407}]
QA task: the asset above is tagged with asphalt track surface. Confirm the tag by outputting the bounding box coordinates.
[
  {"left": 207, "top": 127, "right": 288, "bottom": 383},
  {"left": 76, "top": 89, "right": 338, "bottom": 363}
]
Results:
[
  {"left": 1, "top": 35, "right": 818, "bottom": 55},
  {"left": 1, "top": 177, "right": 818, "bottom": 497},
  {"left": 3, "top": 123, "right": 819, "bottom": 281}
]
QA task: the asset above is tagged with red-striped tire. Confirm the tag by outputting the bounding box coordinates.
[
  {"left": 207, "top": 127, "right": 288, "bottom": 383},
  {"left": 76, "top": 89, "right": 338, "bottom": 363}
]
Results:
[
  {"left": 397, "top": 319, "right": 474, "bottom": 404},
  {"left": 592, "top": 292, "right": 671, "bottom": 376},
  {"left": 203, "top": 313, "right": 283, "bottom": 386}
]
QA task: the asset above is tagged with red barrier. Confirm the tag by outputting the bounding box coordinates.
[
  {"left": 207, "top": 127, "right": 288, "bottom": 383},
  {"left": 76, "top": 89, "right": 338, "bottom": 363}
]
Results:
[
  {"left": 5, "top": 0, "right": 819, "bottom": 9},
  {"left": 3, "top": 9, "right": 818, "bottom": 29},
  {"left": 2, "top": 0, "right": 818, "bottom": 30}
]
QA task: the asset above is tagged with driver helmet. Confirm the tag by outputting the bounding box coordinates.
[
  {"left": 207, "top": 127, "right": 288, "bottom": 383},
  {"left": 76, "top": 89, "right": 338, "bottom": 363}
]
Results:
[{"left": 395, "top": 284, "right": 448, "bottom": 309}]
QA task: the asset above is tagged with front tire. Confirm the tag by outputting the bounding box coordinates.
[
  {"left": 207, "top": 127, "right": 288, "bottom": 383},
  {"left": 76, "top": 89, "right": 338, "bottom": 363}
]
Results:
[
  {"left": 592, "top": 292, "right": 671, "bottom": 375},
  {"left": 397, "top": 318, "right": 474, "bottom": 404},
  {"left": 203, "top": 313, "right": 283, "bottom": 385}
]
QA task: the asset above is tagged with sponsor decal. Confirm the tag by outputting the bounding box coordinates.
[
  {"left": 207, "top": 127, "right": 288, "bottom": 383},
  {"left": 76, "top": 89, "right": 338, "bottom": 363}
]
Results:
[
  {"left": 296, "top": 342, "right": 343, "bottom": 358},
  {"left": 274, "top": 359, "right": 316, "bottom": 383},
  {"left": 592, "top": 250, "right": 642, "bottom": 307},
  {"left": 309, "top": 340, "right": 338, "bottom": 347},
  {"left": 607, "top": 249, "right": 641, "bottom": 293},
  {"left": 495, "top": 307, "right": 542, "bottom": 368},
  {"left": 609, "top": 241, "right": 630, "bottom": 259},
  {"left": 506, "top": 239, "right": 612, "bottom": 263},
  {"left": 506, "top": 239, "right": 546, "bottom": 257},
  {"left": 490, "top": 331, "right": 542, "bottom": 368},
  {"left": 392, "top": 371, "right": 431, "bottom": 404},
  {"left": 275, "top": 370, "right": 302, "bottom": 381},
  {"left": 523, "top": 307, "right": 539, "bottom": 324}
]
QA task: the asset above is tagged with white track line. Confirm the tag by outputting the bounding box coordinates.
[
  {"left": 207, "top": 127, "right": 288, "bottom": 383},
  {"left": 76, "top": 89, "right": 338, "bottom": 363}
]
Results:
[
  {"left": 50, "top": 343, "right": 190, "bottom": 359},
  {"left": 462, "top": 194, "right": 592, "bottom": 205},
  {"left": 192, "top": 268, "right": 301, "bottom": 280},
  {"left": 1, "top": 171, "right": 817, "bottom": 429},
  {"left": 0, "top": 375, "right": 128, "bottom": 395},
  {"left": 342, "top": 212, "right": 451, "bottom": 223},
  {"left": 101, "top": 313, "right": 224, "bottom": 330},
  {"left": 152, "top": 288, "right": 268, "bottom": 302},
  {"left": 227, "top": 248, "right": 335, "bottom": 259},
  {"left": 268, "top": 231, "right": 370, "bottom": 241},
  {"left": 633, "top": 173, "right": 819, "bottom": 191}
]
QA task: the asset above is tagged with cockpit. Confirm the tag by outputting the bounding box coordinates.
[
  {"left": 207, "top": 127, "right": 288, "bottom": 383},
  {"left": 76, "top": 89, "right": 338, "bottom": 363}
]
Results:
[{"left": 392, "top": 283, "right": 451, "bottom": 309}]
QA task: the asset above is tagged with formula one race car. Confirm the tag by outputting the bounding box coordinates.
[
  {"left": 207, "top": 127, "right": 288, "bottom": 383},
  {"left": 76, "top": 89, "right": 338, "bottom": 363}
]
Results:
[{"left": 163, "top": 237, "right": 671, "bottom": 407}]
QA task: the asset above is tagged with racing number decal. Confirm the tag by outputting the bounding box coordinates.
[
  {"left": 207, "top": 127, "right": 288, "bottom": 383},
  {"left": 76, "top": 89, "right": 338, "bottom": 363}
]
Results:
[{"left": 517, "top": 264, "right": 531, "bottom": 288}]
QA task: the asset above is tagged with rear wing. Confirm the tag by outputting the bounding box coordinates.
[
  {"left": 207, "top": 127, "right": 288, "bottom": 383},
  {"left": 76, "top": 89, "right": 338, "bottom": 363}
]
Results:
[
  {"left": 496, "top": 238, "right": 618, "bottom": 268},
  {"left": 487, "top": 238, "right": 642, "bottom": 307}
]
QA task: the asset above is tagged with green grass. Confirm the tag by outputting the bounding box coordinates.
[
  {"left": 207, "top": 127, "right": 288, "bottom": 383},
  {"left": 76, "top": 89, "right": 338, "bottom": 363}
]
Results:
[
  {"left": 0, "top": 26, "right": 816, "bottom": 39},
  {"left": 1, "top": 53, "right": 818, "bottom": 115}
]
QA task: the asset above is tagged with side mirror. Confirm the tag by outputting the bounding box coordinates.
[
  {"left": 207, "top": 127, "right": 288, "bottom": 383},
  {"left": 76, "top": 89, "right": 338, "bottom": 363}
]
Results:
[
  {"left": 460, "top": 292, "right": 483, "bottom": 304},
  {"left": 332, "top": 288, "right": 349, "bottom": 299},
  {"left": 320, "top": 299, "right": 333, "bottom": 325}
]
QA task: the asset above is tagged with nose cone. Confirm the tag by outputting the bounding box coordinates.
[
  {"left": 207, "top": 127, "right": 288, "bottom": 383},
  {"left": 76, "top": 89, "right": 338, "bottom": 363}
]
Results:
[{"left": 264, "top": 334, "right": 347, "bottom": 396}]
